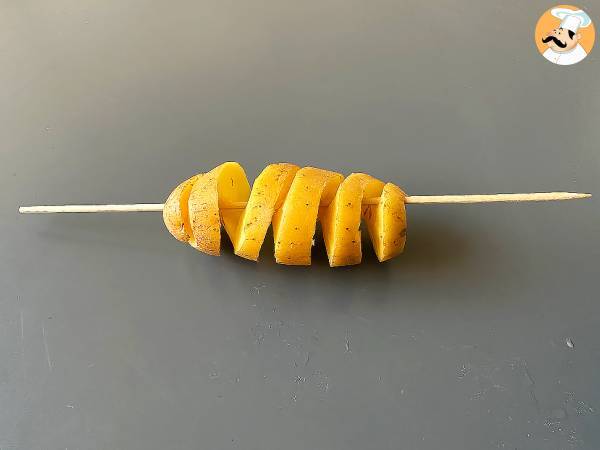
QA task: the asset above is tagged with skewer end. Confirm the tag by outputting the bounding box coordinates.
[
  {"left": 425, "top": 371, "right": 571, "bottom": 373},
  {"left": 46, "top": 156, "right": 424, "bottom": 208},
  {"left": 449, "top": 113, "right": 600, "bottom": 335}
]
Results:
[{"left": 564, "top": 192, "right": 592, "bottom": 200}]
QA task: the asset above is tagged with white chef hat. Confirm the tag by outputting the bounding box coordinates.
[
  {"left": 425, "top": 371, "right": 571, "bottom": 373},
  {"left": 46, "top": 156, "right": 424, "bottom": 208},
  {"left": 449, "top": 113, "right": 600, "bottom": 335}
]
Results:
[{"left": 551, "top": 8, "right": 592, "bottom": 33}]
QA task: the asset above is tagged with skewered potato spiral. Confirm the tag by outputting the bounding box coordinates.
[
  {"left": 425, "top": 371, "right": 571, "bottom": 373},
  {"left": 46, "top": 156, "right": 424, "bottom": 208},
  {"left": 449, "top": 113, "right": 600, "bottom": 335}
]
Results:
[{"left": 163, "top": 162, "right": 407, "bottom": 266}]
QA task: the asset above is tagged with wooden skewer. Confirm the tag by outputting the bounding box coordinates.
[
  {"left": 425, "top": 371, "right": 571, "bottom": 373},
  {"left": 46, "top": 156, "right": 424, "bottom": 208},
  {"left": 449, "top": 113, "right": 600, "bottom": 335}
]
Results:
[{"left": 18, "top": 192, "right": 591, "bottom": 214}]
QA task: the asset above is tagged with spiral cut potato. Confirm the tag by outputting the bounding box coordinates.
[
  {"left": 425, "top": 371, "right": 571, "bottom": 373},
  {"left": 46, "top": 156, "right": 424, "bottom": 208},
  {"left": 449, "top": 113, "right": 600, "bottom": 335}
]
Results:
[{"left": 163, "top": 162, "right": 407, "bottom": 266}]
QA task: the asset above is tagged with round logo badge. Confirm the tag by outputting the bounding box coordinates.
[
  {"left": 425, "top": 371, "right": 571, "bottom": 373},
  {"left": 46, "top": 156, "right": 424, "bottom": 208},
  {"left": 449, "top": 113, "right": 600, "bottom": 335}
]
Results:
[{"left": 534, "top": 5, "right": 595, "bottom": 65}]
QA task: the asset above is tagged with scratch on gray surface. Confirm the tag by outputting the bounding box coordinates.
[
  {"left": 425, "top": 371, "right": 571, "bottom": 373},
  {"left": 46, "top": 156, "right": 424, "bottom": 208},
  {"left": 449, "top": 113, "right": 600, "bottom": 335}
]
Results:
[
  {"left": 565, "top": 391, "right": 595, "bottom": 415},
  {"left": 304, "top": 352, "right": 311, "bottom": 367},
  {"left": 65, "top": 404, "right": 75, "bottom": 409},
  {"left": 20, "top": 310, "right": 25, "bottom": 380},
  {"left": 311, "top": 330, "right": 319, "bottom": 343},
  {"left": 523, "top": 363, "right": 539, "bottom": 413},
  {"left": 252, "top": 283, "right": 266, "bottom": 295},
  {"left": 543, "top": 396, "right": 584, "bottom": 447},
  {"left": 20, "top": 310, "right": 24, "bottom": 341},
  {"left": 457, "top": 363, "right": 471, "bottom": 379},
  {"left": 312, "top": 370, "right": 329, "bottom": 393},
  {"left": 42, "top": 326, "right": 52, "bottom": 371},
  {"left": 565, "top": 337, "right": 574, "bottom": 349},
  {"left": 345, "top": 332, "right": 351, "bottom": 353},
  {"left": 251, "top": 325, "right": 265, "bottom": 345}
]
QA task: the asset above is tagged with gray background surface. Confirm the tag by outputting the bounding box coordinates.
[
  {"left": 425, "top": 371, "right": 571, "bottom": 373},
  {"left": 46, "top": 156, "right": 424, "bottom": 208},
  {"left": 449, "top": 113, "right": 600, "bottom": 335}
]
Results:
[{"left": 1, "top": 1, "right": 599, "bottom": 449}]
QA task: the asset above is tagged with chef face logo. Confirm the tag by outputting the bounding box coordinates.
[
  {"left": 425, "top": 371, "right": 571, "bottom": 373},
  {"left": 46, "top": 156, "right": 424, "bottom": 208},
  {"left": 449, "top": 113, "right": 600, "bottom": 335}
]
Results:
[
  {"left": 534, "top": 5, "right": 595, "bottom": 65},
  {"left": 542, "top": 26, "right": 580, "bottom": 51}
]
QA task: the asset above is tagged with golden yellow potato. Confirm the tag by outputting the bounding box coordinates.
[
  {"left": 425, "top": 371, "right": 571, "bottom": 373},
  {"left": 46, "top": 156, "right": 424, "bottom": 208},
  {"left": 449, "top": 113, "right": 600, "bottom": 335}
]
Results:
[
  {"left": 234, "top": 163, "right": 299, "bottom": 261},
  {"left": 272, "top": 167, "right": 344, "bottom": 265},
  {"left": 188, "top": 162, "right": 250, "bottom": 255},
  {"left": 363, "top": 183, "right": 407, "bottom": 262},
  {"left": 163, "top": 174, "right": 200, "bottom": 243},
  {"left": 163, "top": 162, "right": 407, "bottom": 266},
  {"left": 320, "top": 173, "right": 385, "bottom": 266}
]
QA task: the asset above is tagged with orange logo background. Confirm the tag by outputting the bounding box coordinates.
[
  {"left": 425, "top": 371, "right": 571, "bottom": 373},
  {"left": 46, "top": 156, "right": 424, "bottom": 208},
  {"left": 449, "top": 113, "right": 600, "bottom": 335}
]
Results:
[{"left": 534, "top": 4, "right": 595, "bottom": 54}]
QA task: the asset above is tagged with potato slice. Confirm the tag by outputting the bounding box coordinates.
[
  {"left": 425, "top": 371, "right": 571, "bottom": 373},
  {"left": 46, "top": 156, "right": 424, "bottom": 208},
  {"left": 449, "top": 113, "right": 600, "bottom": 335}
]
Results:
[
  {"left": 188, "top": 162, "right": 250, "bottom": 255},
  {"left": 163, "top": 174, "right": 200, "bottom": 243},
  {"left": 234, "top": 163, "right": 299, "bottom": 260},
  {"left": 273, "top": 167, "right": 344, "bottom": 265},
  {"left": 362, "top": 182, "right": 407, "bottom": 262},
  {"left": 320, "top": 173, "right": 385, "bottom": 266}
]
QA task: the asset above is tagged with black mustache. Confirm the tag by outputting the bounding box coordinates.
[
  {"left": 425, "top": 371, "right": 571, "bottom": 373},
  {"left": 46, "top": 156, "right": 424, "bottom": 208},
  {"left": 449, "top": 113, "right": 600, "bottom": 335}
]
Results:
[{"left": 542, "top": 35, "right": 567, "bottom": 48}]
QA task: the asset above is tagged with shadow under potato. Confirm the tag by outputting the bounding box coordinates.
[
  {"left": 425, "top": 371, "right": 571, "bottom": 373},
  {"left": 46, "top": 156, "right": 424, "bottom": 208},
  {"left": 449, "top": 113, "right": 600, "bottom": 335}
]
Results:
[
  {"left": 36, "top": 211, "right": 492, "bottom": 284},
  {"left": 218, "top": 217, "right": 475, "bottom": 276},
  {"left": 200, "top": 217, "right": 501, "bottom": 310}
]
